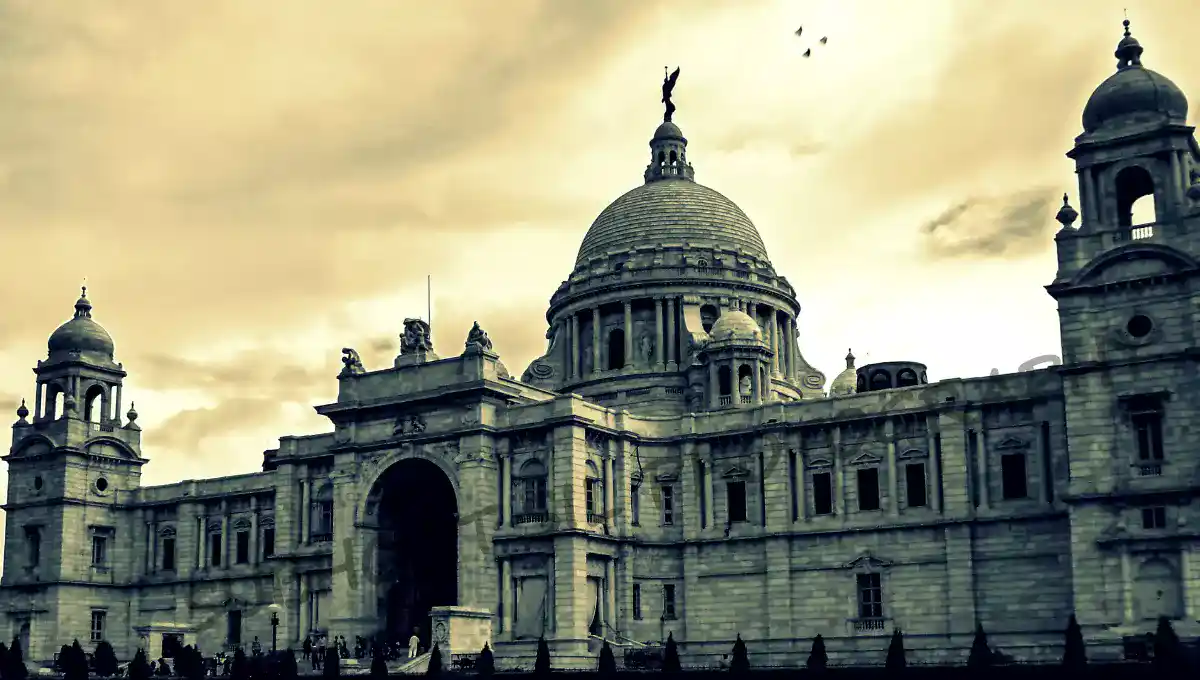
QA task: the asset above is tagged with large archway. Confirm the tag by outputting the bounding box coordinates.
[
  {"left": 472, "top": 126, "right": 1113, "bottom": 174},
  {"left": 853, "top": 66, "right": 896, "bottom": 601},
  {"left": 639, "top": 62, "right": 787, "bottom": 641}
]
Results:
[{"left": 371, "top": 457, "right": 459, "bottom": 649}]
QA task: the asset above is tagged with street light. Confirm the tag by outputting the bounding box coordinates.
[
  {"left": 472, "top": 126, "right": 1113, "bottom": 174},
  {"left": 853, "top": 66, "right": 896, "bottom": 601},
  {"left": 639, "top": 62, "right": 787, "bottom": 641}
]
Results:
[{"left": 267, "top": 603, "right": 283, "bottom": 652}]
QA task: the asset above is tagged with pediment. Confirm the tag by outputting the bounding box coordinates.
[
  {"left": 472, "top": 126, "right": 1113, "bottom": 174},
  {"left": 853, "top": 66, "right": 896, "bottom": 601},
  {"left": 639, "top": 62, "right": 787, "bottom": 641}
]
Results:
[
  {"left": 1071, "top": 243, "right": 1199, "bottom": 287},
  {"left": 232, "top": 518, "right": 252, "bottom": 530},
  {"left": 843, "top": 551, "right": 892, "bottom": 571},
  {"left": 806, "top": 457, "right": 833, "bottom": 470},
  {"left": 655, "top": 472, "right": 678, "bottom": 483},
  {"left": 721, "top": 465, "right": 750, "bottom": 479},
  {"left": 12, "top": 437, "right": 53, "bottom": 458},
  {"left": 991, "top": 436, "right": 1029, "bottom": 451},
  {"left": 898, "top": 448, "right": 927, "bottom": 459},
  {"left": 85, "top": 438, "right": 139, "bottom": 461},
  {"left": 630, "top": 470, "right": 644, "bottom": 484},
  {"left": 848, "top": 452, "right": 882, "bottom": 467}
]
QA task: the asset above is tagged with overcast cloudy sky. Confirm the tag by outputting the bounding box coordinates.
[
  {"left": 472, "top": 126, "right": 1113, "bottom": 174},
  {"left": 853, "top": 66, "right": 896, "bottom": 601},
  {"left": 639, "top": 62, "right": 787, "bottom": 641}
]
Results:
[{"left": 0, "top": 0, "right": 1195, "bottom": 496}]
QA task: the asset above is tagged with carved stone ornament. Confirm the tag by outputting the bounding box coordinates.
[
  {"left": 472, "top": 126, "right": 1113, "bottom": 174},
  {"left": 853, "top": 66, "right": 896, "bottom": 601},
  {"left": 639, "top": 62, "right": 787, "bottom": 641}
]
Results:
[
  {"left": 339, "top": 348, "right": 366, "bottom": 377},
  {"left": 400, "top": 318, "right": 434, "bottom": 355},
  {"left": 393, "top": 413, "right": 427, "bottom": 436},
  {"left": 464, "top": 321, "right": 494, "bottom": 352},
  {"left": 461, "top": 410, "right": 480, "bottom": 427}
]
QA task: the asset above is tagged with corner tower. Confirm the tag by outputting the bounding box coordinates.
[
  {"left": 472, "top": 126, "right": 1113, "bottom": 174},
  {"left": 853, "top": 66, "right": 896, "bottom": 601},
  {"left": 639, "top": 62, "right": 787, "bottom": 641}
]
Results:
[
  {"left": 521, "top": 102, "right": 827, "bottom": 414},
  {"left": 1047, "top": 21, "right": 1200, "bottom": 641},
  {"left": 2, "top": 288, "right": 144, "bottom": 657}
]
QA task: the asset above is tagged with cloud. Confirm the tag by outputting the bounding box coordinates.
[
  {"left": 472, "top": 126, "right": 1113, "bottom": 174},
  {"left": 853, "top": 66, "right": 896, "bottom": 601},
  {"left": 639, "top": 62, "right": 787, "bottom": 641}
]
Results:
[{"left": 917, "top": 189, "right": 1057, "bottom": 260}]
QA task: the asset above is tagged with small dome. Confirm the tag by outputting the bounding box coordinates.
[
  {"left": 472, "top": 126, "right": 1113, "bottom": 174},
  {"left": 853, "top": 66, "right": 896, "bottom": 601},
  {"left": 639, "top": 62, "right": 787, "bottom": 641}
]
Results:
[
  {"left": 1081, "top": 21, "right": 1188, "bottom": 133},
  {"left": 47, "top": 288, "right": 115, "bottom": 362},
  {"left": 709, "top": 310, "right": 762, "bottom": 342},
  {"left": 829, "top": 349, "right": 857, "bottom": 396},
  {"left": 652, "top": 121, "right": 685, "bottom": 141}
]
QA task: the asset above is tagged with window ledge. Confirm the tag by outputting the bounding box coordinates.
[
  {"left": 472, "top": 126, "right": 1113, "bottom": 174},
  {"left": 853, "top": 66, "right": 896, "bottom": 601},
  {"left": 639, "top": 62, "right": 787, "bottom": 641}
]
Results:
[{"left": 848, "top": 617, "right": 891, "bottom": 635}]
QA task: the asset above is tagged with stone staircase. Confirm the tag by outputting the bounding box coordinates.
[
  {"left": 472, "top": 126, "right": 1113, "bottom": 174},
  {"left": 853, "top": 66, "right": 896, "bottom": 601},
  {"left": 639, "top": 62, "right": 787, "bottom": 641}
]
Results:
[{"left": 393, "top": 652, "right": 431, "bottom": 675}]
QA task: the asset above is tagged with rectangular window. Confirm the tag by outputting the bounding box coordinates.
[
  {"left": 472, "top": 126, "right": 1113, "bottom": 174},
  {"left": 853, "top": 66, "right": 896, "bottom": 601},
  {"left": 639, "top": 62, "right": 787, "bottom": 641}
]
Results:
[
  {"left": 90, "top": 610, "right": 106, "bottom": 643},
  {"left": 585, "top": 478, "right": 603, "bottom": 521},
  {"left": 162, "top": 537, "right": 176, "bottom": 572},
  {"left": 210, "top": 532, "right": 222, "bottom": 567},
  {"left": 319, "top": 501, "right": 334, "bottom": 534},
  {"left": 905, "top": 463, "right": 927, "bottom": 508},
  {"left": 631, "top": 484, "right": 640, "bottom": 526},
  {"left": 633, "top": 584, "right": 642, "bottom": 620},
  {"left": 660, "top": 485, "right": 674, "bottom": 526},
  {"left": 227, "top": 610, "right": 242, "bottom": 646},
  {"left": 662, "top": 584, "right": 677, "bottom": 620},
  {"left": 856, "top": 573, "right": 883, "bottom": 619},
  {"left": 522, "top": 479, "right": 547, "bottom": 513},
  {"left": 263, "top": 527, "right": 276, "bottom": 558},
  {"left": 1001, "top": 453, "right": 1028, "bottom": 500},
  {"left": 857, "top": 468, "right": 881, "bottom": 511},
  {"left": 1141, "top": 506, "right": 1167, "bottom": 530},
  {"left": 726, "top": 481, "right": 747, "bottom": 523},
  {"left": 91, "top": 535, "right": 108, "bottom": 567},
  {"left": 24, "top": 527, "right": 40, "bottom": 568},
  {"left": 812, "top": 472, "right": 833, "bottom": 515},
  {"left": 235, "top": 530, "right": 250, "bottom": 564},
  {"left": 1132, "top": 410, "right": 1164, "bottom": 461}
]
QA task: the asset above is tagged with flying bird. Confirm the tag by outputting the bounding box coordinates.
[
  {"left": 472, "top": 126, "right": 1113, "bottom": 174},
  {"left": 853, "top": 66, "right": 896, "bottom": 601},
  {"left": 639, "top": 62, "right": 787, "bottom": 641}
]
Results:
[
  {"left": 794, "top": 24, "right": 828, "bottom": 58},
  {"left": 802, "top": 48, "right": 811, "bottom": 58},
  {"left": 795, "top": 26, "right": 803, "bottom": 37},
  {"left": 820, "top": 36, "right": 828, "bottom": 44}
]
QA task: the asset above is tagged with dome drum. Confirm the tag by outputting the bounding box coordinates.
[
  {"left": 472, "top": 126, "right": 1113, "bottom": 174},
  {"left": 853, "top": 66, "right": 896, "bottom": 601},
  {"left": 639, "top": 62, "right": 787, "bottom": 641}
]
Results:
[{"left": 856, "top": 361, "right": 929, "bottom": 393}]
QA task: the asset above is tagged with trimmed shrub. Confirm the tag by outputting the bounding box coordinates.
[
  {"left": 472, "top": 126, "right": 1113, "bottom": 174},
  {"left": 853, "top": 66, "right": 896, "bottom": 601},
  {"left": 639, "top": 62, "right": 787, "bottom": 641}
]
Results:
[
  {"left": 94, "top": 641, "right": 119, "bottom": 677},
  {"left": 231, "top": 648, "right": 249, "bottom": 680},
  {"left": 534, "top": 636, "right": 551, "bottom": 677},
  {"left": 730, "top": 634, "right": 749, "bottom": 673},
  {"left": 886, "top": 628, "right": 906, "bottom": 671},
  {"left": 129, "top": 650, "right": 151, "bottom": 680},
  {"left": 1063, "top": 614, "right": 1086, "bottom": 669},
  {"left": 806, "top": 635, "right": 827, "bottom": 671},
  {"left": 662, "top": 633, "right": 681, "bottom": 674},
  {"left": 967, "top": 623, "right": 992, "bottom": 668},
  {"left": 276, "top": 650, "right": 298, "bottom": 680},
  {"left": 597, "top": 640, "right": 616, "bottom": 677},
  {"left": 4, "top": 638, "right": 28, "bottom": 680},
  {"left": 322, "top": 646, "right": 340, "bottom": 680},
  {"left": 370, "top": 646, "right": 388, "bottom": 680},
  {"left": 1153, "top": 616, "right": 1185, "bottom": 674},
  {"left": 66, "top": 640, "right": 88, "bottom": 680},
  {"left": 476, "top": 643, "right": 495, "bottom": 677},
  {"left": 426, "top": 643, "right": 442, "bottom": 677}
]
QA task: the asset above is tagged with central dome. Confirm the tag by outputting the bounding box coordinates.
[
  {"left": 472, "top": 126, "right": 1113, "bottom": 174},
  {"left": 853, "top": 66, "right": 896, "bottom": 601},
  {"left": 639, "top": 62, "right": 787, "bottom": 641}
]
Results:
[
  {"left": 576, "top": 179, "right": 770, "bottom": 266},
  {"left": 1081, "top": 20, "right": 1188, "bottom": 134}
]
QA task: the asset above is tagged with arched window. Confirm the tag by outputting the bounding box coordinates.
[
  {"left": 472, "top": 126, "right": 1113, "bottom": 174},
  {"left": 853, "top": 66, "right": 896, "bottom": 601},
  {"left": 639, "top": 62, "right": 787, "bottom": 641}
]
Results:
[
  {"left": 84, "top": 384, "right": 105, "bottom": 424},
  {"left": 717, "top": 365, "right": 733, "bottom": 396},
  {"left": 516, "top": 459, "right": 548, "bottom": 522},
  {"left": 869, "top": 370, "right": 892, "bottom": 391},
  {"left": 585, "top": 461, "right": 603, "bottom": 522},
  {"left": 737, "top": 364, "right": 753, "bottom": 400},
  {"left": 700, "top": 304, "right": 718, "bottom": 333},
  {"left": 1115, "top": 165, "right": 1157, "bottom": 228},
  {"left": 669, "top": 150, "right": 678, "bottom": 164},
  {"left": 45, "top": 385, "right": 65, "bottom": 420},
  {"left": 311, "top": 483, "right": 334, "bottom": 542},
  {"left": 895, "top": 369, "right": 918, "bottom": 388},
  {"left": 607, "top": 329, "right": 626, "bottom": 370}
]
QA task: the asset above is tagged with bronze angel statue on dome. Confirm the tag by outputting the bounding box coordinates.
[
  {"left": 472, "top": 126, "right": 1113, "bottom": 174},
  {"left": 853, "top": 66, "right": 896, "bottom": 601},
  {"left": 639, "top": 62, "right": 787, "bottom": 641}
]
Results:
[{"left": 662, "top": 66, "right": 680, "bottom": 122}]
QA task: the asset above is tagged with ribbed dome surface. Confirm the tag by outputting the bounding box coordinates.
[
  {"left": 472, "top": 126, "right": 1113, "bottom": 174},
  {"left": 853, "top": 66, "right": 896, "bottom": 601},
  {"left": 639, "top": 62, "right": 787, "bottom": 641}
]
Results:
[
  {"left": 1082, "top": 66, "right": 1188, "bottom": 133},
  {"left": 576, "top": 179, "right": 770, "bottom": 265}
]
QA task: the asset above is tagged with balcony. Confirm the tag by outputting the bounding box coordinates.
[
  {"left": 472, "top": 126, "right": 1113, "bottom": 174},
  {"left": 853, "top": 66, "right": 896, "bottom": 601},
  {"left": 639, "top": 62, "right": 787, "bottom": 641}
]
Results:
[
  {"left": 586, "top": 511, "right": 604, "bottom": 524},
  {"left": 1136, "top": 462, "right": 1163, "bottom": 477},
  {"left": 718, "top": 396, "right": 732, "bottom": 406},
  {"left": 852, "top": 617, "right": 886, "bottom": 633},
  {"left": 514, "top": 512, "right": 549, "bottom": 525}
]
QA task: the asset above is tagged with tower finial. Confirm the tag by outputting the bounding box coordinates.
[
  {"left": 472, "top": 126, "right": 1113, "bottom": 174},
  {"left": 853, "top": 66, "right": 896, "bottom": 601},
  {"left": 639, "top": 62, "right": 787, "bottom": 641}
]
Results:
[
  {"left": 74, "top": 286, "right": 93, "bottom": 319},
  {"left": 1114, "top": 14, "right": 1143, "bottom": 69}
]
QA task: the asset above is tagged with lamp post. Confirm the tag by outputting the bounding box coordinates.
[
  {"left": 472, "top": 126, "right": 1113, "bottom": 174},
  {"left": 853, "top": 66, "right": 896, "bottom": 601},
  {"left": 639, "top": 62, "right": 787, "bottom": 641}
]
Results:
[{"left": 267, "top": 603, "right": 282, "bottom": 652}]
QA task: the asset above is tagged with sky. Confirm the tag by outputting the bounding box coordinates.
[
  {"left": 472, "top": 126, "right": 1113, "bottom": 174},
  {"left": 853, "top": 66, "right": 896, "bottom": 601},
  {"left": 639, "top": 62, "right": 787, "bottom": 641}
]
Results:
[{"left": 0, "top": 0, "right": 1196, "bottom": 501}]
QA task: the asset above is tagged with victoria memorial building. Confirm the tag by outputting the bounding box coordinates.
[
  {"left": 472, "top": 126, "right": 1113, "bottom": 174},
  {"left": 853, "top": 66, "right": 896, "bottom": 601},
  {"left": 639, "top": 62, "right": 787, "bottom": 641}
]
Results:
[{"left": 2, "top": 21, "right": 1199, "bottom": 669}]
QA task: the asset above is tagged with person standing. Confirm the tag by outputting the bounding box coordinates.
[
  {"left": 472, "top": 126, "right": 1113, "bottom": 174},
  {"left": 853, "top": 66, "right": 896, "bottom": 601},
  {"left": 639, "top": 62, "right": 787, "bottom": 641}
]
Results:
[
  {"left": 408, "top": 630, "right": 420, "bottom": 659},
  {"left": 302, "top": 637, "right": 312, "bottom": 664}
]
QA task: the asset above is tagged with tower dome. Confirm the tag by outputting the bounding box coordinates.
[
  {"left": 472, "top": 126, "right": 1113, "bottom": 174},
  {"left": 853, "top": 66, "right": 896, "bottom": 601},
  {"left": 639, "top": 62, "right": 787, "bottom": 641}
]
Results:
[
  {"left": 1081, "top": 20, "right": 1188, "bottom": 133},
  {"left": 47, "top": 287, "right": 115, "bottom": 363},
  {"left": 574, "top": 119, "right": 772, "bottom": 267},
  {"left": 829, "top": 349, "right": 858, "bottom": 396},
  {"left": 708, "top": 310, "right": 763, "bottom": 343}
]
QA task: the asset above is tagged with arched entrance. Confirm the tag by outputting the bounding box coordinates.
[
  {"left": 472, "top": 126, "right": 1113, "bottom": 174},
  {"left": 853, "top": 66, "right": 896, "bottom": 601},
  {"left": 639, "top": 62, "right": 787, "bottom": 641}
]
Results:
[{"left": 370, "top": 458, "right": 458, "bottom": 649}]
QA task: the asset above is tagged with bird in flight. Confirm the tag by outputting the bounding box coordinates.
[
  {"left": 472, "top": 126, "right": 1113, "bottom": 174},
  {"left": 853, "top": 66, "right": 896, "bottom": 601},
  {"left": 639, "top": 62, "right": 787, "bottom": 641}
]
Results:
[{"left": 795, "top": 25, "right": 829, "bottom": 57}]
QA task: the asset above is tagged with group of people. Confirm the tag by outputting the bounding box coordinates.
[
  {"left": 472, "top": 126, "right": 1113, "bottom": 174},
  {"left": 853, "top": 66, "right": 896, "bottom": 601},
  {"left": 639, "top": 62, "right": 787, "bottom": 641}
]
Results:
[{"left": 298, "top": 630, "right": 428, "bottom": 669}]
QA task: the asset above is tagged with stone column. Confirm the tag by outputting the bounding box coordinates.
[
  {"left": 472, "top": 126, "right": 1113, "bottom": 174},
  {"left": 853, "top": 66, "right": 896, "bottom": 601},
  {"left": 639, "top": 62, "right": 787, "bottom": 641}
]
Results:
[
  {"left": 1169, "top": 151, "right": 1183, "bottom": 207},
  {"left": 220, "top": 501, "right": 230, "bottom": 568},
  {"left": 751, "top": 361, "right": 762, "bottom": 405},
  {"left": 605, "top": 558, "right": 617, "bottom": 633},
  {"left": 33, "top": 382, "right": 43, "bottom": 420},
  {"left": 250, "top": 497, "right": 260, "bottom": 565},
  {"left": 729, "top": 359, "right": 738, "bottom": 402},
  {"left": 976, "top": 427, "right": 991, "bottom": 511},
  {"left": 926, "top": 417, "right": 941, "bottom": 512},
  {"left": 666, "top": 298, "right": 677, "bottom": 365},
  {"left": 708, "top": 361, "right": 719, "bottom": 409},
  {"left": 500, "top": 558, "right": 514, "bottom": 638},
  {"left": 603, "top": 456, "right": 615, "bottom": 525},
  {"left": 785, "top": 317, "right": 795, "bottom": 379},
  {"left": 654, "top": 298, "right": 664, "bottom": 368},
  {"left": 305, "top": 479, "right": 314, "bottom": 543},
  {"left": 591, "top": 307, "right": 601, "bottom": 374},
  {"left": 198, "top": 515, "right": 207, "bottom": 570},
  {"left": 299, "top": 574, "right": 311, "bottom": 637},
  {"left": 704, "top": 461, "right": 715, "bottom": 529},
  {"left": 570, "top": 313, "right": 580, "bottom": 379},
  {"left": 1085, "top": 169, "right": 1099, "bottom": 227},
  {"left": 1119, "top": 547, "right": 1134, "bottom": 623},
  {"left": 793, "top": 446, "right": 806, "bottom": 522},
  {"left": 298, "top": 480, "right": 309, "bottom": 545},
  {"left": 500, "top": 444, "right": 512, "bottom": 527},
  {"left": 329, "top": 473, "right": 361, "bottom": 641},
  {"left": 623, "top": 301, "right": 633, "bottom": 370},
  {"left": 832, "top": 428, "right": 844, "bottom": 518},
  {"left": 886, "top": 421, "right": 899, "bottom": 516}
]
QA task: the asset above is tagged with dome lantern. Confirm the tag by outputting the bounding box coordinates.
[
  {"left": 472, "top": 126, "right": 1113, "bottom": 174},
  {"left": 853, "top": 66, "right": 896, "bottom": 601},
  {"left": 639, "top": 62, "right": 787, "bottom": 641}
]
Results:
[
  {"left": 46, "top": 286, "right": 116, "bottom": 363},
  {"left": 1080, "top": 19, "right": 1188, "bottom": 134}
]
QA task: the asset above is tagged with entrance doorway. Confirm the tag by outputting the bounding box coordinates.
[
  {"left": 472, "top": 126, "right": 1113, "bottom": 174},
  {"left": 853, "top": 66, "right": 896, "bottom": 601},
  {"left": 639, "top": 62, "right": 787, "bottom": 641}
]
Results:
[{"left": 372, "top": 458, "right": 458, "bottom": 651}]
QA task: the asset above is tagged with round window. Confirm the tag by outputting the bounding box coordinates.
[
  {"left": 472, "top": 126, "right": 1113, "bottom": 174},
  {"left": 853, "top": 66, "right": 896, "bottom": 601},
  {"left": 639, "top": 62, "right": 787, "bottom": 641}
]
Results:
[
  {"left": 33, "top": 476, "right": 43, "bottom": 491},
  {"left": 95, "top": 477, "right": 109, "bottom": 493},
  {"left": 1126, "top": 314, "right": 1153, "bottom": 339}
]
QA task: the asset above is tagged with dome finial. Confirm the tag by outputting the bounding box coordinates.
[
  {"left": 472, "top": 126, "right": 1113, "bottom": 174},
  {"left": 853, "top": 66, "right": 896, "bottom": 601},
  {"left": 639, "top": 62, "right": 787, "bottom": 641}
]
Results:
[
  {"left": 845, "top": 349, "right": 856, "bottom": 369},
  {"left": 1056, "top": 193, "right": 1079, "bottom": 228},
  {"left": 15, "top": 399, "right": 29, "bottom": 423},
  {"left": 1114, "top": 15, "right": 1143, "bottom": 69},
  {"left": 74, "top": 286, "right": 93, "bottom": 319}
]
